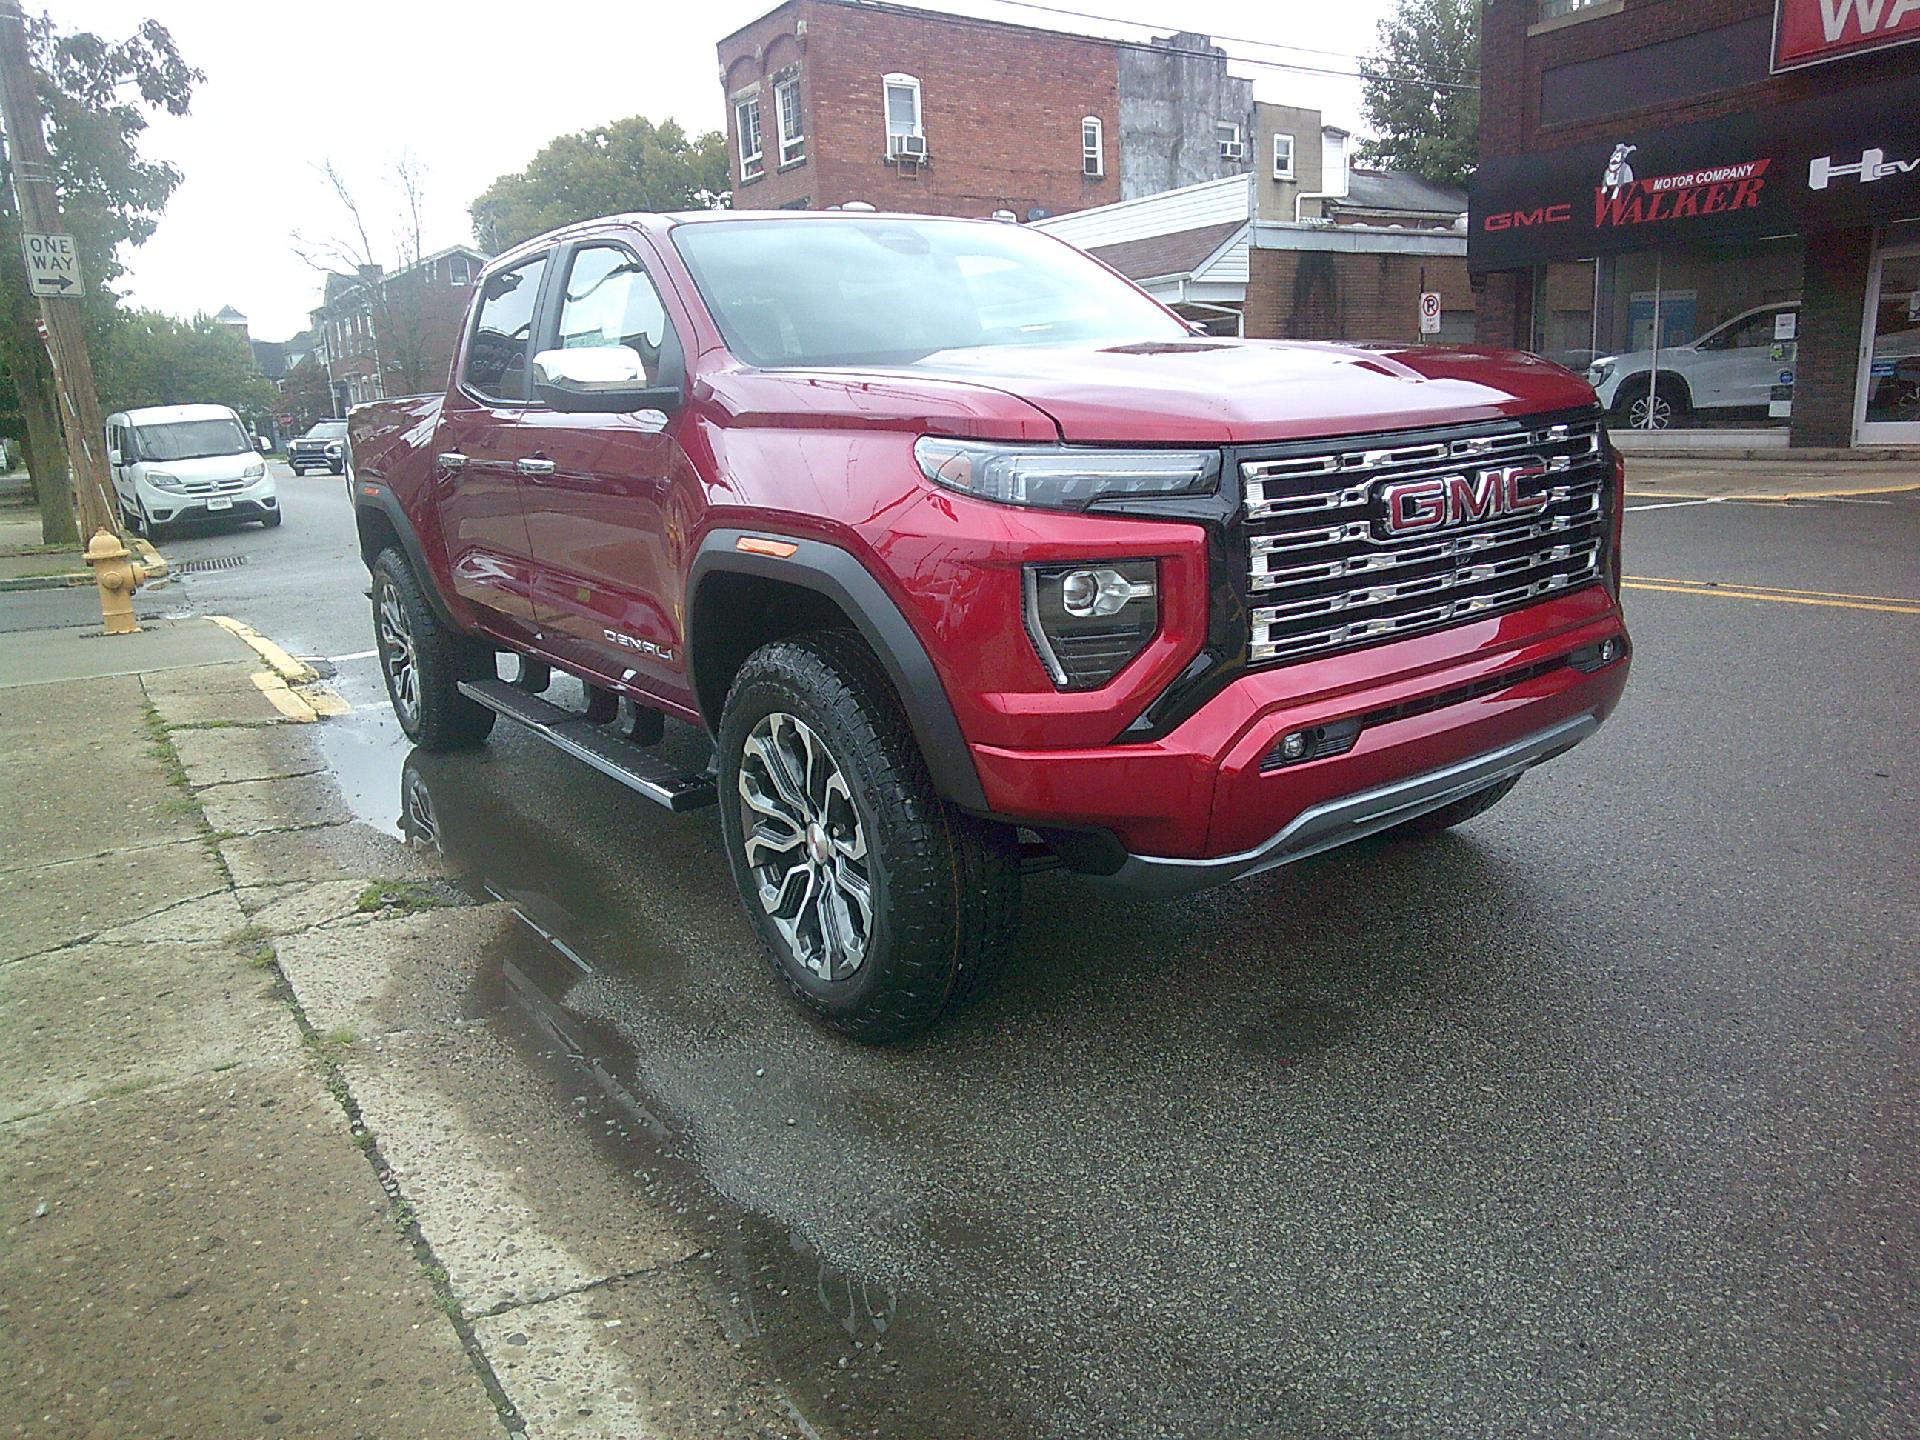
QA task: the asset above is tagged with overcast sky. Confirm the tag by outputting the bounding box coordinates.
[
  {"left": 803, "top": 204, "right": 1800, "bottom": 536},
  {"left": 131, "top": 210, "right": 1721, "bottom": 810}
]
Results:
[{"left": 66, "top": 0, "right": 1396, "bottom": 340}]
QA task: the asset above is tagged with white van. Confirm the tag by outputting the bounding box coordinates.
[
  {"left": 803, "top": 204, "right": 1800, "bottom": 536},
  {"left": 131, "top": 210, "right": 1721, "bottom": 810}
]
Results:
[{"left": 104, "top": 403, "right": 280, "bottom": 538}]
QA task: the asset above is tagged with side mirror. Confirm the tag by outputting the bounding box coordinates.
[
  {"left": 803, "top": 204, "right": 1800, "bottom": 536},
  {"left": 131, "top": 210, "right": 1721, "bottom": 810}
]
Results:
[
  {"left": 108, "top": 448, "right": 123, "bottom": 468},
  {"left": 532, "top": 343, "right": 684, "bottom": 415}
]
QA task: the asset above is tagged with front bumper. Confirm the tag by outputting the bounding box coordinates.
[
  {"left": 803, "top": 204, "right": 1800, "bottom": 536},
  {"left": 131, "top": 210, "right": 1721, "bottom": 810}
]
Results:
[
  {"left": 1099, "top": 712, "right": 1597, "bottom": 896},
  {"left": 145, "top": 479, "right": 279, "bottom": 524},
  {"left": 970, "top": 585, "right": 1630, "bottom": 882}
]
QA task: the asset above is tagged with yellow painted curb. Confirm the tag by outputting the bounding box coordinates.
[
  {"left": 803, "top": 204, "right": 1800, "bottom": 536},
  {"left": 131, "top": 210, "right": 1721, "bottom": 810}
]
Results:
[
  {"left": 208, "top": 614, "right": 316, "bottom": 684},
  {"left": 251, "top": 671, "right": 318, "bottom": 722}
]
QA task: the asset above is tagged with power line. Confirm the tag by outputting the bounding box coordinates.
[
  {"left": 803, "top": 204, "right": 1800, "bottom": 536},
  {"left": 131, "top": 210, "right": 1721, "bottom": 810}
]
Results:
[{"left": 880, "top": 0, "right": 1482, "bottom": 91}]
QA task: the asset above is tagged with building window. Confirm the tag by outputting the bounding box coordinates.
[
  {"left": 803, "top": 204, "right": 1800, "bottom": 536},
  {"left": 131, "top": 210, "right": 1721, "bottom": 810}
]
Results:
[
  {"left": 884, "top": 73, "right": 924, "bottom": 158},
  {"left": 1081, "top": 116, "right": 1103, "bottom": 178},
  {"left": 1272, "top": 133, "right": 1294, "bottom": 180},
  {"left": 775, "top": 76, "right": 805, "bottom": 166},
  {"left": 736, "top": 96, "right": 764, "bottom": 180},
  {"left": 1217, "top": 121, "right": 1245, "bottom": 162},
  {"left": 1538, "top": 0, "right": 1615, "bottom": 20},
  {"left": 449, "top": 254, "right": 471, "bottom": 286}
]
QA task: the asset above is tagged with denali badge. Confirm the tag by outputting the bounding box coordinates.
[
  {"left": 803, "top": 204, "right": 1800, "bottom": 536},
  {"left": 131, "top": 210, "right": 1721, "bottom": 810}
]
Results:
[{"left": 1378, "top": 463, "right": 1549, "bottom": 538}]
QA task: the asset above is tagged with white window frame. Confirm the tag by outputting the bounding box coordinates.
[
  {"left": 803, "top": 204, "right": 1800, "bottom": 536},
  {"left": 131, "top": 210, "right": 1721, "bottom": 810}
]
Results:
[
  {"left": 735, "top": 95, "right": 764, "bottom": 180},
  {"left": 449, "top": 254, "right": 471, "bottom": 286},
  {"left": 883, "top": 72, "right": 923, "bottom": 153},
  {"left": 1217, "top": 121, "right": 1243, "bottom": 160},
  {"left": 1272, "top": 132, "right": 1295, "bottom": 180},
  {"left": 774, "top": 76, "right": 805, "bottom": 165},
  {"left": 1081, "top": 115, "right": 1103, "bottom": 178}
]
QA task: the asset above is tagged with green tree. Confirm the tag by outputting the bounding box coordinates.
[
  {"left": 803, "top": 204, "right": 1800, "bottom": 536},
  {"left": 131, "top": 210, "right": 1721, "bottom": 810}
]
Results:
[
  {"left": 470, "top": 116, "right": 728, "bottom": 252},
  {"left": 0, "top": 16, "right": 199, "bottom": 543},
  {"left": 1357, "top": 0, "right": 1481, "bottom": 188},
  {"left": 97, "top": 310, "right": 277, "bottom": 420}
]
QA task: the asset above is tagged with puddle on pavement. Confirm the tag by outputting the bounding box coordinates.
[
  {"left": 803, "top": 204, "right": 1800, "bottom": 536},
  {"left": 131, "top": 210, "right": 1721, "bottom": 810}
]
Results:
[{"left": 320, "top": 689, "right": 1033, "bottom": 1439}]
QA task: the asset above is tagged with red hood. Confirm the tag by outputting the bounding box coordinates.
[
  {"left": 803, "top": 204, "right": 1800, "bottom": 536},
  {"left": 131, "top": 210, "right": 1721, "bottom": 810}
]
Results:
[{"left": 812, "top": 339, "right": 1598, "bottom": 445}]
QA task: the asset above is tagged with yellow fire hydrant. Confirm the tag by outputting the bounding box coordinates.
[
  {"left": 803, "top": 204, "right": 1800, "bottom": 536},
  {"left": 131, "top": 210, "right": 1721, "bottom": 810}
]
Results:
[{"left": 85, "top": 528, "right": 149, "bottom": 635}]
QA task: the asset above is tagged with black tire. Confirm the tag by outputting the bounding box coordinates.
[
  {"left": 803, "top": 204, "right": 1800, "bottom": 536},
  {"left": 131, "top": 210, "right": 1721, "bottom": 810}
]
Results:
[
  {"left": 1612, "top": 374, "right": 1691, "bottom": 431},
  {"left": 122, "top": 498, "right": 145, "bottom": 538},
  {"left": 261, "top": 507, "right": 283, "bottom": 528},
  {"left": 717, "top": 631, "right": 1018, "bottom": 1042},
  {"left": 329, "top": 462, "right": 344, "bottom": 475},
  {"left": 288, "top": 464, "right": 306, "bottom": 476},
  {"left": 1390, "top": 775, "right": 1520, "bottom": 838},
  {"left": 140, "top": 499, "right": 168, "bottom": 543},
  {"left": 369, "top": 547, "right": 496, "bottom": 750}
]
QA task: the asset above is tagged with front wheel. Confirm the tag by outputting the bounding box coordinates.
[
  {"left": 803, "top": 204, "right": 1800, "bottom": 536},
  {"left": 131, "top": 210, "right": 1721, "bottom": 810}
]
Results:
[
  {"left": 261, "top": 507, "right": 283, "bottom": 529},
  {"left": 717, "top": 632, "right": 1018, "bottom": 1042},
  {"left": 369, "top": 548, "right": 495, "bottom": 750}
]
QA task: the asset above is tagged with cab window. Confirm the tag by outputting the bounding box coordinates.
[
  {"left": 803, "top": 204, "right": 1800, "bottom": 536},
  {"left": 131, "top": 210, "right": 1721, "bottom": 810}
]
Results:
[
  {"left": 462, "top": 253, "right": 550, "bottom": 401},
  {"left": 554, "top": 245, "right": 673, "bottom": 383}
]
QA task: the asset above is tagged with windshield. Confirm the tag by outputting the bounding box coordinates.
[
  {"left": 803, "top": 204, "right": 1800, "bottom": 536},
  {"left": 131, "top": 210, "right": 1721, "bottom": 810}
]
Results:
[
  {"left": 671, "top": 218, "right": 1187, "bottom": 368},
  {"left": 302, "top": 422, "right": 347, "bottom": 440},
  {"left": 131, "top": 417, "right": 251, "bottom": 462}
]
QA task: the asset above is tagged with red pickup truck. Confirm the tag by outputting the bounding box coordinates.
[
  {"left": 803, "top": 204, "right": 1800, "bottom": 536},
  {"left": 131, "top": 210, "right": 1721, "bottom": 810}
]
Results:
[{"left": 348, "top": 210, "right": 1629, "bottom": 1040}]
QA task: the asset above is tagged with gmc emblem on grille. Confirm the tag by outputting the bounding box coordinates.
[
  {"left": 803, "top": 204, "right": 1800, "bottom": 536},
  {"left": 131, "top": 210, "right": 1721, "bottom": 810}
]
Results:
[{"left": 1378, "top": 463, "right": 1550, "bottom": 538}]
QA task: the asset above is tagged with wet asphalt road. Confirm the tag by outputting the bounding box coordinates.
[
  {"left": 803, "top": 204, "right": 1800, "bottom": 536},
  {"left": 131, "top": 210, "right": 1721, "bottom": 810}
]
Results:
[{"left": 159, "top": 464, "right": 1919, "bottom": 1437}]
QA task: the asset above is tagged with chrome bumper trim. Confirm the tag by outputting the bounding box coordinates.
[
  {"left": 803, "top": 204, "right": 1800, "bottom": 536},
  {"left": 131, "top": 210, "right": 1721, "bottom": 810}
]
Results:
[{"left": 1098, "top": 711, "right": 1600, "bottom": 898}]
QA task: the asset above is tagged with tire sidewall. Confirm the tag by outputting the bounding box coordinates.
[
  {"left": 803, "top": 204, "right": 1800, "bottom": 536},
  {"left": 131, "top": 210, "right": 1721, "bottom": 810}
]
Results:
[
  {"left": 371, "top": 553, "right": 428, "bottom": 742},
  {"left": 717, "top": 655, "right": 910, "bottom": 1026}
]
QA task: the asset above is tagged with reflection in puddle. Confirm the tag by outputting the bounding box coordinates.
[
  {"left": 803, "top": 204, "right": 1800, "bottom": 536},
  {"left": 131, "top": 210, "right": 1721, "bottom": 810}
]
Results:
[{"left": 327, "top": 709, "right": 1028, "bottom": 1438}]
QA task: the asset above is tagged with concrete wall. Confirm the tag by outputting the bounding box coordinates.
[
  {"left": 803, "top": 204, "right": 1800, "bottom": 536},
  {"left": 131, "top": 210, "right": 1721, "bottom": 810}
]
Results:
[
  {"left": 1249, "top": 247, "right": 1471, "bottom": 345},
  {"left": 1117, "top": 33, "right": 1253, "bottom": 201}
]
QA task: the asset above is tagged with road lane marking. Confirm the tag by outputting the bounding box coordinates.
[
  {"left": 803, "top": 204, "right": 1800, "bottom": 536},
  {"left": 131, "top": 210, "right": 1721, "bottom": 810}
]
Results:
[
  {"left": 1625, "top": 577, "right": 1920, "bottom": 606},
  {"left": 326, "top": 649, "right": 378, "bottom": 662},
  {"left": 1623, "top": 581, "right": 1920, "bottom": 615},
  {"left": 1626, "top": 497, "right": 1724, "bottom": 512}
]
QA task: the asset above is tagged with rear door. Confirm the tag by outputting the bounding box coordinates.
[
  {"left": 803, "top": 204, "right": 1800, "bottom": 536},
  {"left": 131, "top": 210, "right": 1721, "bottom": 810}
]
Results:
[
  {"left": 517, "top": 235, "right": 697, "bottom": 708},
  {"left": 432, "top": 250, "right": 554, "bottom": 639}
]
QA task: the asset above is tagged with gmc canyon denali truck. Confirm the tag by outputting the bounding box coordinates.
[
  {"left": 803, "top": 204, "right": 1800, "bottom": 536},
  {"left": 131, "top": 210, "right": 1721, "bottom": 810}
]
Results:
[{"left": 348, "top": 211, "right": 1630, "bottom": 1041}]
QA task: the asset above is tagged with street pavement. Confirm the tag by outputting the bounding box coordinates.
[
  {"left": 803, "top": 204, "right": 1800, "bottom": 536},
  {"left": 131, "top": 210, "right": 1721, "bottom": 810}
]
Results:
[{"left": 6, "top": 458, "right": 1918, "bottom": 1436}]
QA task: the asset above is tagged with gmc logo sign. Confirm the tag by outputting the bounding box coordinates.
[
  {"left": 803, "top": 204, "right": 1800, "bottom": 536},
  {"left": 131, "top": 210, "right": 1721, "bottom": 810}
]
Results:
[
  {"left": 1482, "top": 203, "right": 1572, "bottom": 231},
  {"left": 1378, "top": 464, "right": 1550, "bottom": 538}
]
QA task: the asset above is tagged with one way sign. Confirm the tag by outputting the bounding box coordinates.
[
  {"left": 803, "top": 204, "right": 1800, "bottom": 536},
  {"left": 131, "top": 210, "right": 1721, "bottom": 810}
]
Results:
[{"left": 21, "top": 232, "right": 81, "bottom": 298}]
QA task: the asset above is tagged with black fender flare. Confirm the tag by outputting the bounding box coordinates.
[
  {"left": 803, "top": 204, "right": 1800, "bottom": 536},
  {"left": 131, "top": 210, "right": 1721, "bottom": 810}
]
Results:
[
  {"left": 353, "top": 479, "right": 463, "bottom": 632},
  {"left": 687, "top": 528, "right": 989, "bottom": 813}
]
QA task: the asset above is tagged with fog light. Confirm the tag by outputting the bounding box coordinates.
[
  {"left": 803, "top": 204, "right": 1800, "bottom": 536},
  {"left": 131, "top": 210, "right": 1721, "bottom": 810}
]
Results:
[
  {"left": 1023, "top": 559, "right": 1159, "bottom": 690},
  {"left": 1600, "top": 638, "right": 1618, "bottom": 664},
  {"left": 1279, "top": 731, "right": 1308, "bottom": 761}
]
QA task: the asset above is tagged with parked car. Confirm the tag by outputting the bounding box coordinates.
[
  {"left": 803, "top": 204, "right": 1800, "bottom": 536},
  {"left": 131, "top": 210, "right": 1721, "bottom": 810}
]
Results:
[
  {"left": 288, "top": 419, "right": 348, "bottom": 475},
  {"left": 104, "top": 403, "right": 280, "bottom": 539},
  {"left": 348, "top": 210, "right": 1630, "bottom": 1041},
  {"left": 1588, "top": 302, "right": 1799, "bottom": 429}
]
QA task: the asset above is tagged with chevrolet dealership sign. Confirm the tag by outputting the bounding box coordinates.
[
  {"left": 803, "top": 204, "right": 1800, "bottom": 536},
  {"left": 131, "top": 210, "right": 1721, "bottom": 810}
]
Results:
[{"left": 1773, "top": 0, "right": 1920, "bottom": 71}]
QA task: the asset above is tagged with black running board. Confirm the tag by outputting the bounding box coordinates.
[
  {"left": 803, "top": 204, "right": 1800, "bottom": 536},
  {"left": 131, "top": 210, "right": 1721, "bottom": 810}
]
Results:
[{"left": 458, "top": 678, "right": 717, "bottom": 812}]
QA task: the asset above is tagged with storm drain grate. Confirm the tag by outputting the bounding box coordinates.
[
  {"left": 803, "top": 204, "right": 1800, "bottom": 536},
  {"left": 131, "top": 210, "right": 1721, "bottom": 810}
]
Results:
[{"left": 174, "top": 554, "right": 250, "bottom": 574}]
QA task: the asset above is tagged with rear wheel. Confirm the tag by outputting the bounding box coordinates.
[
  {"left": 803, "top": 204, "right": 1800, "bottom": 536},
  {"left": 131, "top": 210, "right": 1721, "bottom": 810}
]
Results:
[
  {"left": 717, "top": 631, "right": 1018, "bottom": 1042},
  {"left": 1390, "top": 775, "right": 1520, "bottom": 838},
  {"left": 370, "top": 548, "right": 495, "bottom": 750}
]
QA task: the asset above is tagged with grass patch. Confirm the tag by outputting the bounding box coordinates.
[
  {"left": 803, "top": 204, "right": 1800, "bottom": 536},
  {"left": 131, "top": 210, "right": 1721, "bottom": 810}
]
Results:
[
  {"left": 355, "top": 881, "right": 448, "bottom": 916},
  {"left": 0, "top": 541, "right": 79, "bottom": 557}
]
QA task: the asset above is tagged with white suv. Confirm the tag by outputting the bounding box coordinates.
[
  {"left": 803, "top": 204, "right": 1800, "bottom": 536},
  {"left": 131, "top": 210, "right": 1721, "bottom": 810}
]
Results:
[
  {"left": 1589, "top": 302, "right": 1798, "bottom": 430},
  {"left": 104, "top": 404, "right": 280, "bottom": 539}
]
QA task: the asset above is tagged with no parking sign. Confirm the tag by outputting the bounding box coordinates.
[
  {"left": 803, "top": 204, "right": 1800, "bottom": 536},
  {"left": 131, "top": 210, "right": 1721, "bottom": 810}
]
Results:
[{"left": 1419, "top": 292, "right": 1442, "bottom": 335}]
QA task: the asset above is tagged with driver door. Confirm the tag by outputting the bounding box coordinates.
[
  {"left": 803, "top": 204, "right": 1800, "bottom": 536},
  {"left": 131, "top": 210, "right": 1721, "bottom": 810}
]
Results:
[{"left": 518, "top": 237, "right": 697, "bottom": 711}]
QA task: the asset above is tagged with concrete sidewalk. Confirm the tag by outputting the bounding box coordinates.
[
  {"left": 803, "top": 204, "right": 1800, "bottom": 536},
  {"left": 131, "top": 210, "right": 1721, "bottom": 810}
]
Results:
[
  {"left": 0, "top": 620, "right": 813, "bottom": 1439},
  {"left": 1623, "top": 453, "right": 1919, "bottom": 501}
]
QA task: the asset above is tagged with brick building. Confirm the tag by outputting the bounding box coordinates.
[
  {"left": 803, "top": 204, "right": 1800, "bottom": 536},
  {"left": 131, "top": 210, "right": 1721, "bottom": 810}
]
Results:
[
  {"left": 1471, "top": 0, "right": 1920, "bottom": 448},
  {"left": 715, "top": 0, "right": 1254, "bottom": 220},
  {"left": 310, "top": 245, "right": 489, "bottom": 411}
]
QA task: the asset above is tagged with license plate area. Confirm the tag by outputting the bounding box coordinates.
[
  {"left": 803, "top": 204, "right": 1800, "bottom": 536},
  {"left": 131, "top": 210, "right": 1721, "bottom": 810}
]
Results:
[{"left": 206, "top": 497, "right": 233, "bottom": 511}]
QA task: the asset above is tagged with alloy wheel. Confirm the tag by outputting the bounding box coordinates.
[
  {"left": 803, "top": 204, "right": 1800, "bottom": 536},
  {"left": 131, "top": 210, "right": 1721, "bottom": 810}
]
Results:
[
  {"left": 1629, "top": 391, "right": 1674, "bottom": 430},
  {"left": 737, "top": 711, "right": 873, "bottom": 982},
  {"left": 377, "top": 581, "right": 420, "bottom": 726}
]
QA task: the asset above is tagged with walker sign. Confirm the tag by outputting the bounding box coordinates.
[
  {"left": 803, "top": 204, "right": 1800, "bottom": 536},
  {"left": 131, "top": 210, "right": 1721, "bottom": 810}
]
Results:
[
  {"left": 1772, "top": 0, "right": 1920, "bottom": 71},
  {"left": 21, "top": 232, "right": 81, "bottom": 298},
  {"left": 1470, "top": 70, "right": 1920, "bottom": 269}
]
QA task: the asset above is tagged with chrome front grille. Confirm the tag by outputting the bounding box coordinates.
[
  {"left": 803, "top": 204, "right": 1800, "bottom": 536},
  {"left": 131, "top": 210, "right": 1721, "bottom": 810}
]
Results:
[
  {"left": 1242, "top": 416, "right": 1610, "bottom": 665},
  {"left": 180, "top": 475, "right": 250, "bottom": 494}
]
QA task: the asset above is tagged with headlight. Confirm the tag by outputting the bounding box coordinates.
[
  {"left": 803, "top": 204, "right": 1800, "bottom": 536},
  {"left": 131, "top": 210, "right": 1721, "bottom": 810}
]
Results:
[
  {"left": 144, "top": 469, "right": 185, "bottom": 492},
  {"left": 243, "top": 461, "right": 266, "bottom": 480},
  {"left": 1024, "top": 559, "right": 1159, "bottom": 690},
  {"left": 325, "top": 441, "right": 343, "bottom": 457},
  {"left": 1588, "top": 359, "right": 1616, "bottom": 387},
  {"left": 914, "top": 437, "right": 1219, "bottom": 511}
]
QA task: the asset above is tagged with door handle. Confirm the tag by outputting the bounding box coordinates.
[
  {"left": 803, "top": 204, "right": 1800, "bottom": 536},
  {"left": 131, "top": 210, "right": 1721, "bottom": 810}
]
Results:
[
  {"left": 435, "top": 452, "right": 467, "bottom": 472},
  {"left": 515, "top": 457, "right": 557, "bottom": 476}
]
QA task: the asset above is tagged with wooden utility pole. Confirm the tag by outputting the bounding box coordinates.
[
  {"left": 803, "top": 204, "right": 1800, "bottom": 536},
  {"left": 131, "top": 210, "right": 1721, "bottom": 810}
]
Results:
[{"left": 0, "top": 0, "right": 119, "bottom": 543}]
